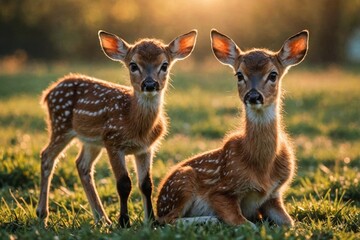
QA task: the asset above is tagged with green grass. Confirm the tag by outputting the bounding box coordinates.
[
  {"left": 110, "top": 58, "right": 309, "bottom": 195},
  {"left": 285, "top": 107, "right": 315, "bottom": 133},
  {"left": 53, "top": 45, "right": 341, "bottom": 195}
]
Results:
[{"left": 0, "top": 63, "right": 359, "bottom": 239}]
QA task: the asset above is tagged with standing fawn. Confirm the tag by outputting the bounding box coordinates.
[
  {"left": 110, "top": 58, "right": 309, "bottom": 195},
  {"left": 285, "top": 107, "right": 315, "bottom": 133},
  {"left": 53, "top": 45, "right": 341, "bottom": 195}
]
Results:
[
  {"left": 36, "top": 30, "right": 198, "bottom": 227},
  {"left": 156, "top": 30, "right": 309, "bottom": 226}
]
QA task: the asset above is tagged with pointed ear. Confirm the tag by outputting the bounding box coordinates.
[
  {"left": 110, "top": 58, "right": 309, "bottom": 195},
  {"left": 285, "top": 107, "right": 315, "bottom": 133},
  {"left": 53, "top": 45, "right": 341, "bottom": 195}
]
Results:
[
  {"left": 167, "top": 30, "right": 198, "bottom": 61},
  {"left": 278, "top": 30, "right": 309, "bottom": 67},
  {"left": 211, "top": 29, "right": 241, "bottom": 68},
  {"left": 98, "top": 30, "right": 130, "bottom": 62}
]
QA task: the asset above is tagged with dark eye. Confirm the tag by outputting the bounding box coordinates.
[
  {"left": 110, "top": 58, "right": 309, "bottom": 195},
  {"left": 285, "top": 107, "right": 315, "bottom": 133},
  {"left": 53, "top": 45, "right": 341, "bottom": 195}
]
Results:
[
  {"left": 236, "top": 72, "right": 245, "bottom": 82},
  {"left": 129, "top": 63, "right": 139, "bottom": 73},
  {"left": 267, "top": 72, "right": 278, "bottom": 82},
  {"left": 160, "top": 62, "right": 168, "bottom": 72}
]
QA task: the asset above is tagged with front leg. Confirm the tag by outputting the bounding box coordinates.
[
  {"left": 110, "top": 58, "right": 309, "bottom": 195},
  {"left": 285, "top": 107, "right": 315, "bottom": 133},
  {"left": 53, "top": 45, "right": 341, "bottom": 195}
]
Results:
[
  {"left": 134, "top": 149, "right": 155, "bottom": 222},
  {"left": 260, "top": 195, "right": 294, "bottom": 227},
  {"left": 208, "top": 193, "right": 255, "bottom": 228},
  {"left": 106, "top": 146, "right": 132, "bottom": 227}
]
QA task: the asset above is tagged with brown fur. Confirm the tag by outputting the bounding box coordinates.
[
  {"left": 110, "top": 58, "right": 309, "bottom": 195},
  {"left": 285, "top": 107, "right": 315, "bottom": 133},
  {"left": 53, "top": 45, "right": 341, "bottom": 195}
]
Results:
[
  {"left": 36, "top": 30, "right": 197, "bottom": 226},
  {"left": 156, "top": 29, "right": 309, "bottom": 227}
]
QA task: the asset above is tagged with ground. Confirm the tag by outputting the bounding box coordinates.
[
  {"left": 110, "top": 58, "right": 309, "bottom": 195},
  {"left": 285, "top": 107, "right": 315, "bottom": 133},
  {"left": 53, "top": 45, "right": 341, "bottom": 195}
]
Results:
[{"left": 0, "top": 63, "right": 359, "bottom": 239}]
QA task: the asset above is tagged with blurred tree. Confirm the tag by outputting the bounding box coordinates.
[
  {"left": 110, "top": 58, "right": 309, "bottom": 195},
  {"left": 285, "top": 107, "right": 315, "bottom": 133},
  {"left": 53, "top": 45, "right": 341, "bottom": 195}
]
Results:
[
  {"left": 312, "top": 0, "right": 360, "bottom": 64},
  {"left": 1, "top": 0, "right": 360, "bottom": 65}
]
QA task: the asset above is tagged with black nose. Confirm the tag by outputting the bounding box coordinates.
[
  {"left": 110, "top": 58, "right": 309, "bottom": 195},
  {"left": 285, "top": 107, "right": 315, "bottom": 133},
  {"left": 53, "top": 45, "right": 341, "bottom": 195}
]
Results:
[
  {"left": 244, "top": 89, "right": 264, "bottom": 104},
  {"left": 141, "top": 77, "right": 159, "bottom": 92}
]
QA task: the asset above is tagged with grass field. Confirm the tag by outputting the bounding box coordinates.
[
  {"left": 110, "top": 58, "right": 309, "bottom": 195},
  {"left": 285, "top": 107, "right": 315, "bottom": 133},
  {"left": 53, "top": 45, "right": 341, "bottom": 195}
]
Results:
[{"left": 0, "top": 62, "right": 359, "bottom": 239}]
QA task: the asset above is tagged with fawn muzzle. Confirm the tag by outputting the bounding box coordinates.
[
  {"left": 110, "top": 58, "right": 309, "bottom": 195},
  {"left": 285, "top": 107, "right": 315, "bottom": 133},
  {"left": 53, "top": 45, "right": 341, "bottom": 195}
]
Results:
[
  {"left": 141, "top": 77, "right": 160, "bottom": 92},
  {"left": 244, "top": 89, "right": 264, "bottom": 105}
]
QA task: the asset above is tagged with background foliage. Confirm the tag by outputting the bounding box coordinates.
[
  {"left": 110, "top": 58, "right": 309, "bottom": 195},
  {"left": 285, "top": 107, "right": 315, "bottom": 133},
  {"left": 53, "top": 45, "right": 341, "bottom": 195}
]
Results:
[{"left": 1, "top": 0, "right": 360, "bottom": 64}]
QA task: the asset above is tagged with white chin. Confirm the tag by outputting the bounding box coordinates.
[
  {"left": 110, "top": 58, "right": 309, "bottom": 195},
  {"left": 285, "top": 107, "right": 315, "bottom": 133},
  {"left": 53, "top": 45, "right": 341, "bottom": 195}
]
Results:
[
  {"left": 247, "top": 103, "right": 263, "bottom": 110},
  {"left": 143, "top": 91, "right": 158, "bottom": 97}
]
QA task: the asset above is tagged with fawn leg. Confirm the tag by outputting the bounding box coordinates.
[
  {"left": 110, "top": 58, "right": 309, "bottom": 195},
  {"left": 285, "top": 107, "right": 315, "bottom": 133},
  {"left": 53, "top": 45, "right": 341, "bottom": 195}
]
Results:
[
  {"left": 36, "top": 133, "right": 74, "bottom": 223},
  {"left": 76, "top": 143, "right": 111, "bottom": 224},
  {"left": 208, "top": 194, "right": 254, "bottom": 227},
  {"left": 260, "top": 197, "right": 294, "bottom": 226},
  {"left": 106, "top": 146, "right": 131, "bottom": 227},
  {"left": 134, "top": 150, "right": 155, "bottom": 222},
  {"left": 156, "top": 166, "right": 197, "bottom": 224}
]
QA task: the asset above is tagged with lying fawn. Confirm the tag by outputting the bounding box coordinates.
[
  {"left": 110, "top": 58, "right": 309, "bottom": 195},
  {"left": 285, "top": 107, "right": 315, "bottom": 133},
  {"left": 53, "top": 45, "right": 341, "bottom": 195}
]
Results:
[
  {"left": 156, "top": 29, "right": 309, "bottom": 226},
  {"left": 36, "top": 30, "right": 198, "bottom": 227}
]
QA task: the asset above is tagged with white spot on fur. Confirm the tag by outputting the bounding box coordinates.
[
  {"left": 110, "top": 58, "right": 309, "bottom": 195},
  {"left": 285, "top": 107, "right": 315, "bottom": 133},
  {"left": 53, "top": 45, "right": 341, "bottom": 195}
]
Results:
[
  {"left": 207, "top": 166, "right": 221, "bottom": 174},
  {"left": 203, "top": 177, "right": 220, "bottom": 185}
]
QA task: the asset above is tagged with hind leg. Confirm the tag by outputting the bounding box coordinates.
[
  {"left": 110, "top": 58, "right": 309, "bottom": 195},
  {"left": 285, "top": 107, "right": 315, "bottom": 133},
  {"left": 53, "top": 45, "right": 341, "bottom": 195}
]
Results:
[
  {"left": 36, "top": 132, "right": 74, "bottom": 224},
  {"left": 76, "top": 143, "right": 111, "bottom": 224},
  {"left": 156, "top": 166, "right": 197, "bottom": 224}
]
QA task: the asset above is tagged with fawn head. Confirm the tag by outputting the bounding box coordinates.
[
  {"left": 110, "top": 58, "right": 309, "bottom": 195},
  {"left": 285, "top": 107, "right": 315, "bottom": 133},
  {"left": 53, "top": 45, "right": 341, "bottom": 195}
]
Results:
[
  {"left": 99, "top": 30, "right": 197, "bottom": 98},
  {"left": 211, "top": 29, "right": 308, "bottom": 110}
]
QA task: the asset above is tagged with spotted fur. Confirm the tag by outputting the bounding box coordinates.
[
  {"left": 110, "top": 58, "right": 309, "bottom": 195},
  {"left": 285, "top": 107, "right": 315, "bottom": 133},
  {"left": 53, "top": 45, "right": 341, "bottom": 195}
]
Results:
[
  {"left": 156, "top": 29, "right": 309, "bottom": 227},
  {"left": 36, "top": 30, "right": 197, "bottom": 226}
]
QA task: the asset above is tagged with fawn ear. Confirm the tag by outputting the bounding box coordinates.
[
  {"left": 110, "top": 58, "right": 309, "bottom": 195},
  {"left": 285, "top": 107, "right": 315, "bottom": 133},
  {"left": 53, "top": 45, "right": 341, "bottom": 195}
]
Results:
[
  {"left": 98, "top": 30, "right": 130, "bottom": 62},
  {"left": 211, "top": 29, "right": 241, "bottom": 68},
  {"left": 167, "top": 30, "right": 198, "bottom": 61},
  {"left": 278, "top": 30, "right": 309, "bottom": 67}
]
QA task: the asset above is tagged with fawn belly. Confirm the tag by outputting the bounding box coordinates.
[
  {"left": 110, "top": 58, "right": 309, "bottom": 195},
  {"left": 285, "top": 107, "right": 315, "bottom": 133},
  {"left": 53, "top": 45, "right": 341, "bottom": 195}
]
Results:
[
  {"left": 76, "top": 133, "right": 148, "bottom": 154},
  {"left": 184, "top": 196, "right": 216, "bottom": 217},
  {"left": 77, "top": 134, "right": 103, "bottom": 145}
]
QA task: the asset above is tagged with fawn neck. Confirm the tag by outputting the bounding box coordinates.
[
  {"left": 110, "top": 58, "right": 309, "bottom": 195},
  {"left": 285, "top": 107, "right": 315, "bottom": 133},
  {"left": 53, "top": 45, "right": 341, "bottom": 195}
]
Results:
[
  {"left": 129, "top": 90, "right": 164, "bottom": 134},
  {"left": 241, "top": 102, "right": 281, "bottom": 167}
]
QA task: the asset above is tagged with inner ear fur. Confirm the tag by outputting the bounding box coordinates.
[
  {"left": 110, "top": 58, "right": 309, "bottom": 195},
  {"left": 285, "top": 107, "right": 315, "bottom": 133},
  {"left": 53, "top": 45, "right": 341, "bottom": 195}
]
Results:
[
  {"left": 211, "top": 29, "right": 241, "bottom": 68},
  {"left": 278, "top": 30, "right": 309, "bottom": 67},
  {"left": 98, "top": 30, "right": 130, "bottom": 62},
  {"left": 167, "top": 30, "right": 198, "bottom": 61}
]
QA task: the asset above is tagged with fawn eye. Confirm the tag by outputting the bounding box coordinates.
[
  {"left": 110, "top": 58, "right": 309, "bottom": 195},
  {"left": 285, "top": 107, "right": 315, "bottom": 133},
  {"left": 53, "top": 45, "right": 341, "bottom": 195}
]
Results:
[
  {"left": 129, "top": 63, "right": 139, "bottom": 73},
  {"left": 236, "top": 72, "right": 245, "bottom": 82},
  {"left": 160, "top": 62, "right": 169, "bottom": 72},
  {"left": 267, "top": 72, "right": 278, "bottom": 82}
]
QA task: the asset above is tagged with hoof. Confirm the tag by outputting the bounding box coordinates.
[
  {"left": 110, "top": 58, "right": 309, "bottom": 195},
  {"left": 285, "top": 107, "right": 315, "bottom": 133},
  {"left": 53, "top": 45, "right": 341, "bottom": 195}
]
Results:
[
  {"left": 36, "top": 208, "right": 49, "bottom": 227},
  {"left": 119, "top": 214, "right": 131, "bottom": 228},
  {"left": 151, "top": 219, "right": 162, "bottom": 227},
  {"left": 95, "top": 216, "right": 112, "bottom": 226}
]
